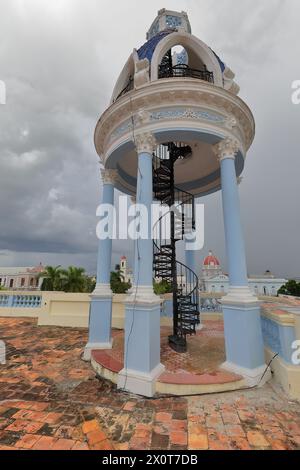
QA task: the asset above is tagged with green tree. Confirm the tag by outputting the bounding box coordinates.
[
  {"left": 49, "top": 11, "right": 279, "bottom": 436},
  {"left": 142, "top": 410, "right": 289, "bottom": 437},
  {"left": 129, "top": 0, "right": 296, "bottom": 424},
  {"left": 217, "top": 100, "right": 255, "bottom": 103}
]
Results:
[
  {"left": 153, "top": 280, "right": 173, "bottom": 295},
  {"left": 278, "top": 280, "right": 300, "bottom": 297},
  {"left": 110, "top": 268, "right": 131, "bottom": 294},
  {"left": 85, "top": 276, "right": 96, "bottom": 293},
  {"left": 40, "top": 265, "right": 63, "bottom": 291},
  {"left": 60, "top": 266, "right": 87, "bottom": 293}
]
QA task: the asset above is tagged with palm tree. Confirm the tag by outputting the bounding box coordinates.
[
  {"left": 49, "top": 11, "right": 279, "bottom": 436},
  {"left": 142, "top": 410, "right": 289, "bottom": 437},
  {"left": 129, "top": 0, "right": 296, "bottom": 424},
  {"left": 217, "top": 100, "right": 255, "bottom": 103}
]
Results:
[
  {"left": 40, "top": 266, "right": 63, "bottom": 291},
  {"left": 110, "top": 268, "right": 131, "bottom": 294},
  {"left": 85, "top": 276, "right": 96, "bottom": 293},
  {"left": 60, "top": 266, "right": 87, "bottom": 293}
]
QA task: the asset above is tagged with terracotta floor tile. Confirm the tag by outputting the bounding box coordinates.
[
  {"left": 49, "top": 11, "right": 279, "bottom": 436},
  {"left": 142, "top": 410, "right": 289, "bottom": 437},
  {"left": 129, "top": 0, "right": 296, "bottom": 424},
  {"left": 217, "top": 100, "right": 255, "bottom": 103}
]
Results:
[
  {"left": 247, "top": 431, "right": 271, "bottom": 448},
  {"left": 82, "top": 419, "right": 99, "bottom": 434},
  {"left": 170, "top": 431, "right": 187, "bottom": 446},
  {"left": 32, "top": 436, "right": 57, "bottom": 450},
  {"left": 188, "top": 433, "right": 209, "bottom": 450},
  {"left": 52, "top": 438, "right": 76, "bottom": 450},
  {"left": 15, "top": 434, "right": 41, "bottom": 449},
  {"left": 0, "top": 317, "right": 300, "bottom": 451},
  {"left": 87, "top": 429, "right": 107, "bottom": 446},
  {"left": 72, "top": 441, "right": 89, "bottom": 450}
]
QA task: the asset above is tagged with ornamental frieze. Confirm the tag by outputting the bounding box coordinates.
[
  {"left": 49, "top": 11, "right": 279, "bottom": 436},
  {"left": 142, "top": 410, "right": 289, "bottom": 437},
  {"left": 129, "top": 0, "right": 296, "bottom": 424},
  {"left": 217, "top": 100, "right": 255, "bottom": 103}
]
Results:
[{"left": 108, "top": 107, "right": 227, "bottom": 145}]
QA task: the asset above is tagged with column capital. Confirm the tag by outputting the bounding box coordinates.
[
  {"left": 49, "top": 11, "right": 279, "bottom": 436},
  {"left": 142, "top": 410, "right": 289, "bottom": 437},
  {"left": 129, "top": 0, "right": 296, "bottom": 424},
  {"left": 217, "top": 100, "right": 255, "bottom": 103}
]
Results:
[
  {"left": 135, "top": 132, "right": 157, "bottom": 155},
  {"left": 101, "top": 169, "right": 118, "bottom": 185},
  {"left": 213, "top": 138, "right": 240, "bottom": 162}
]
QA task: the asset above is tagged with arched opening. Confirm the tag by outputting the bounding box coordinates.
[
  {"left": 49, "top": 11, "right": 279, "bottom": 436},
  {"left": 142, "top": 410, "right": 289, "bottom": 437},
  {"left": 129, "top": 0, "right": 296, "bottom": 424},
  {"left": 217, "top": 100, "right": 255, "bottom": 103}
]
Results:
[{"left": 158, "top": 42, "right": 214, "bottom": 83}]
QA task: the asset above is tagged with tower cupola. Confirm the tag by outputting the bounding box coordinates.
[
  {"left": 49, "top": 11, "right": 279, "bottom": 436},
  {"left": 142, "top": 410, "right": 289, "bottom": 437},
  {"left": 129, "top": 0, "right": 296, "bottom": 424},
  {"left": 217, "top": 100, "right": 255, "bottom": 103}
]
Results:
[{"left": 147, "top": 9, "right": 192, "bottom": 39}]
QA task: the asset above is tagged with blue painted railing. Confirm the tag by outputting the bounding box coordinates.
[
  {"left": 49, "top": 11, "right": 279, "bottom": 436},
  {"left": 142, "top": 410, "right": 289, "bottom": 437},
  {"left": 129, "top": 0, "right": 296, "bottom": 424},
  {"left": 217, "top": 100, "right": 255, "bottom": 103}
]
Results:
[
  {"left": 0, "top": 295, "right": 9, "bottom": 307},
  {"left": 0, "top": 294, "right": 42, "bottom": 308},
  {"left": 161, "top": 295, "right": 223, "bottom": 317},
  {"left": 261, "top": 315, "right": 296, "bottom": 364},
  {"left": 200, "top": 298, "right": 223, "bottom": 313}
]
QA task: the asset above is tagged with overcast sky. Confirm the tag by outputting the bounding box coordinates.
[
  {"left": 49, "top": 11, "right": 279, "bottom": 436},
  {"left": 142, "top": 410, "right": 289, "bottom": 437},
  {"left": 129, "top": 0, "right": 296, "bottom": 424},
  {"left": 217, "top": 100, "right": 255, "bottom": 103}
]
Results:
[{"left": 0, "top": 0, "right": 299, "bottom": 278}]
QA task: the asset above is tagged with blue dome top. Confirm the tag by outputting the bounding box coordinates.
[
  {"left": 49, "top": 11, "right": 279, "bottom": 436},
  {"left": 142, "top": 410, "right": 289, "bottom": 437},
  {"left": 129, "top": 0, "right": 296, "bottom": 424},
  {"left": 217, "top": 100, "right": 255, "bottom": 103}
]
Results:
[{"left": 137, "top": 30, "right": 174, "bottom": 63}]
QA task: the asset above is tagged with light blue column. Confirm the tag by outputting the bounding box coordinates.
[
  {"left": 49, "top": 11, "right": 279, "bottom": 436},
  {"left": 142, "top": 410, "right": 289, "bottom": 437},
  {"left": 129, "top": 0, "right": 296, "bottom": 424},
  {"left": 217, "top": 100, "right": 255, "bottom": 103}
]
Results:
[
  {"left": 96, "top": 182, "right": 114, "bottom": 285},
  {"left": 220, "top": 157, "right": 248, "bottom": 287},
  {"left": 118, "top": 135, "right": 164, "bottom": 397},
  {"left": 185, "top": 235, "right": 198, "bottom": 277},
  {"left": 185, "top": 233, "right": 201, "bottom": 322},
  {"left": 133, "top": 151, "right": 153, "bottom": 287},
  {"left": 217, "top": 140, "right": 266, "bottom": 385},
  {"left": 84, "top": 171, "right": 116, "bottom": 361}
]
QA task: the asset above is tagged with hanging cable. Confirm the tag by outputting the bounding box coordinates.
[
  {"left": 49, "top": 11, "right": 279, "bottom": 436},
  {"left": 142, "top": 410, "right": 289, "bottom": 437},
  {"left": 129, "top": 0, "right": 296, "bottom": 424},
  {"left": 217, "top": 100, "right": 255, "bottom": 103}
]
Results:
[{"left": 121, "top": 96, "right": 142, "bottom": 392}]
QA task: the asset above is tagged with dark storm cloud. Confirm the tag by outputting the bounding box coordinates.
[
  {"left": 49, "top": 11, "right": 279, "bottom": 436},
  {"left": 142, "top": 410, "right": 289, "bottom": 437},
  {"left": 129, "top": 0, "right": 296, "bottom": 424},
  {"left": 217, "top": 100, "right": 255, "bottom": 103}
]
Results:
[{"left": 0, "top": 0, "right": 299, "bottom": 277}]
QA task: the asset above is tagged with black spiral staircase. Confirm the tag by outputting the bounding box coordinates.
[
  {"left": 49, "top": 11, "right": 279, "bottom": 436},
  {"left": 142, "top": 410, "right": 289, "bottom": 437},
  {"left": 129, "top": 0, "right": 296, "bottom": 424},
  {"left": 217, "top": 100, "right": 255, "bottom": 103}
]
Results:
[{"left": 153, "top": 143, "right": 200, "bottom": 353}]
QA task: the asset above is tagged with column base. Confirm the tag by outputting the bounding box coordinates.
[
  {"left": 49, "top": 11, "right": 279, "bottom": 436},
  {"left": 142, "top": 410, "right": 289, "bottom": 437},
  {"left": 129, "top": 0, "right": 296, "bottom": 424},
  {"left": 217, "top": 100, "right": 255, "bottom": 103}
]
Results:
[
  {"left": 117, "top": 363, "right": 165, "bottom": 397},
  {"left": 92, "top": 283, "right": 113, "bottom": 297},
  {"left": 121, "top": 289, "right": 163, "bottom": 397},
  {"left": 83, "top": 341, "right": 113, "bottom": 362},
  {"left": 84, "top": 285, "right": 113, "bottom": 362},
  {"left": 125, "top": 285, "right": 161, "bottom": 305},
  {"left": 222, "top": 286, "right": 260, "bottom": 306},
  {"left": 222, "top": 361, "right": 271, "bottom": 387},
  {"left": 221, "top": 290, "right": 269, "bottom": 386}
]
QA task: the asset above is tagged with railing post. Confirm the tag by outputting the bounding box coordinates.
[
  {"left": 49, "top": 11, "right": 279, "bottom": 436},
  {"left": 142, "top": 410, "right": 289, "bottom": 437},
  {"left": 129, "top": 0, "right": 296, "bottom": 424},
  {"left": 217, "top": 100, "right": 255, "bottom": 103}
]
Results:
[{"left": 7, "top": 295, "right": 14, "bottom": 308}]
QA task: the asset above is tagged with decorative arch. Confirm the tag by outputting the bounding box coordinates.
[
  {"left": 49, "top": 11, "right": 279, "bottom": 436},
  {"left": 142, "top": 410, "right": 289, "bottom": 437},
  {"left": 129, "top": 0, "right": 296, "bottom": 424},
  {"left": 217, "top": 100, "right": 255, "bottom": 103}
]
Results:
[
  {"left": 110, "top": 51, "right": 138, "bottom": 104},
  {"left": 150, "top": 32, "right": 224, "bottom": 86}
]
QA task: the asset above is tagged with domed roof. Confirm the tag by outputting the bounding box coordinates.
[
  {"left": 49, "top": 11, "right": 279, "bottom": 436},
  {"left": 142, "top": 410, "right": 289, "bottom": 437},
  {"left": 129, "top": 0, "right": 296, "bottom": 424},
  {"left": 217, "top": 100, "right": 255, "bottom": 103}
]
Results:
[
  {"left": 137, "top": 29, "right": 175, "bottom": 63},
  {"left": 136, "top": 9, "right": 225, "bottom": 72},
  {"left": 203, "top": 251, "right": 220, "bottom": 267}
]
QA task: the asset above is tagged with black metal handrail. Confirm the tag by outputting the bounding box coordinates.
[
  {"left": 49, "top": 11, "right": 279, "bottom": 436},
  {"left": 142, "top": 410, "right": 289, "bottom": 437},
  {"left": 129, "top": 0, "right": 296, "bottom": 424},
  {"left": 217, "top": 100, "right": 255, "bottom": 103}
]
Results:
[
  {"left": 152, "top": 143, "right": 200, "bottom": 348},
  {"left": 152, "top": 202, "right": 200, "bottom": 338},
  {"left": 158, "top": 63, "right": 214, "bottom": 84}
]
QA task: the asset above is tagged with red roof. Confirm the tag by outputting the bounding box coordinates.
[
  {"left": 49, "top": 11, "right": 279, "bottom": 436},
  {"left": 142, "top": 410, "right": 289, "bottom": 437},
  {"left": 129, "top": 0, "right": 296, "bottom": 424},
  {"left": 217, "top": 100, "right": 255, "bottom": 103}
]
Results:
[{"left": 203, "top": 252, "right": 220, "bottom": 267}]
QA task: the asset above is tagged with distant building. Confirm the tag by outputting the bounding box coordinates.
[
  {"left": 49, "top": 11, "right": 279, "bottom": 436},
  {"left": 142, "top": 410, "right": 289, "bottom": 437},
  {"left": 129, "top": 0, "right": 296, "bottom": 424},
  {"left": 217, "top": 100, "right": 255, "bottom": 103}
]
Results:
[
  {"left": 201, "top": 251, "right": 286, "bottom": 296},
  {"left": 0, "top": 264, "right": 45, "bottom": 291},
  {"left": 119, "top": 256, "right": 133, "bottom": 285}
]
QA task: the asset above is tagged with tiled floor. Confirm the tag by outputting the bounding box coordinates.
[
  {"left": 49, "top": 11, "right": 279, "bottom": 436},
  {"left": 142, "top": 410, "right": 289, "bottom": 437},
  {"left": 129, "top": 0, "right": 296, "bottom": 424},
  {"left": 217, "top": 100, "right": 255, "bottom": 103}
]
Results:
[
  {"left": 92, "top": 322, "right": 242, "bottom": 385},
  {"left": 0, "top": 317, "right": 300, "bottom": 450}
]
